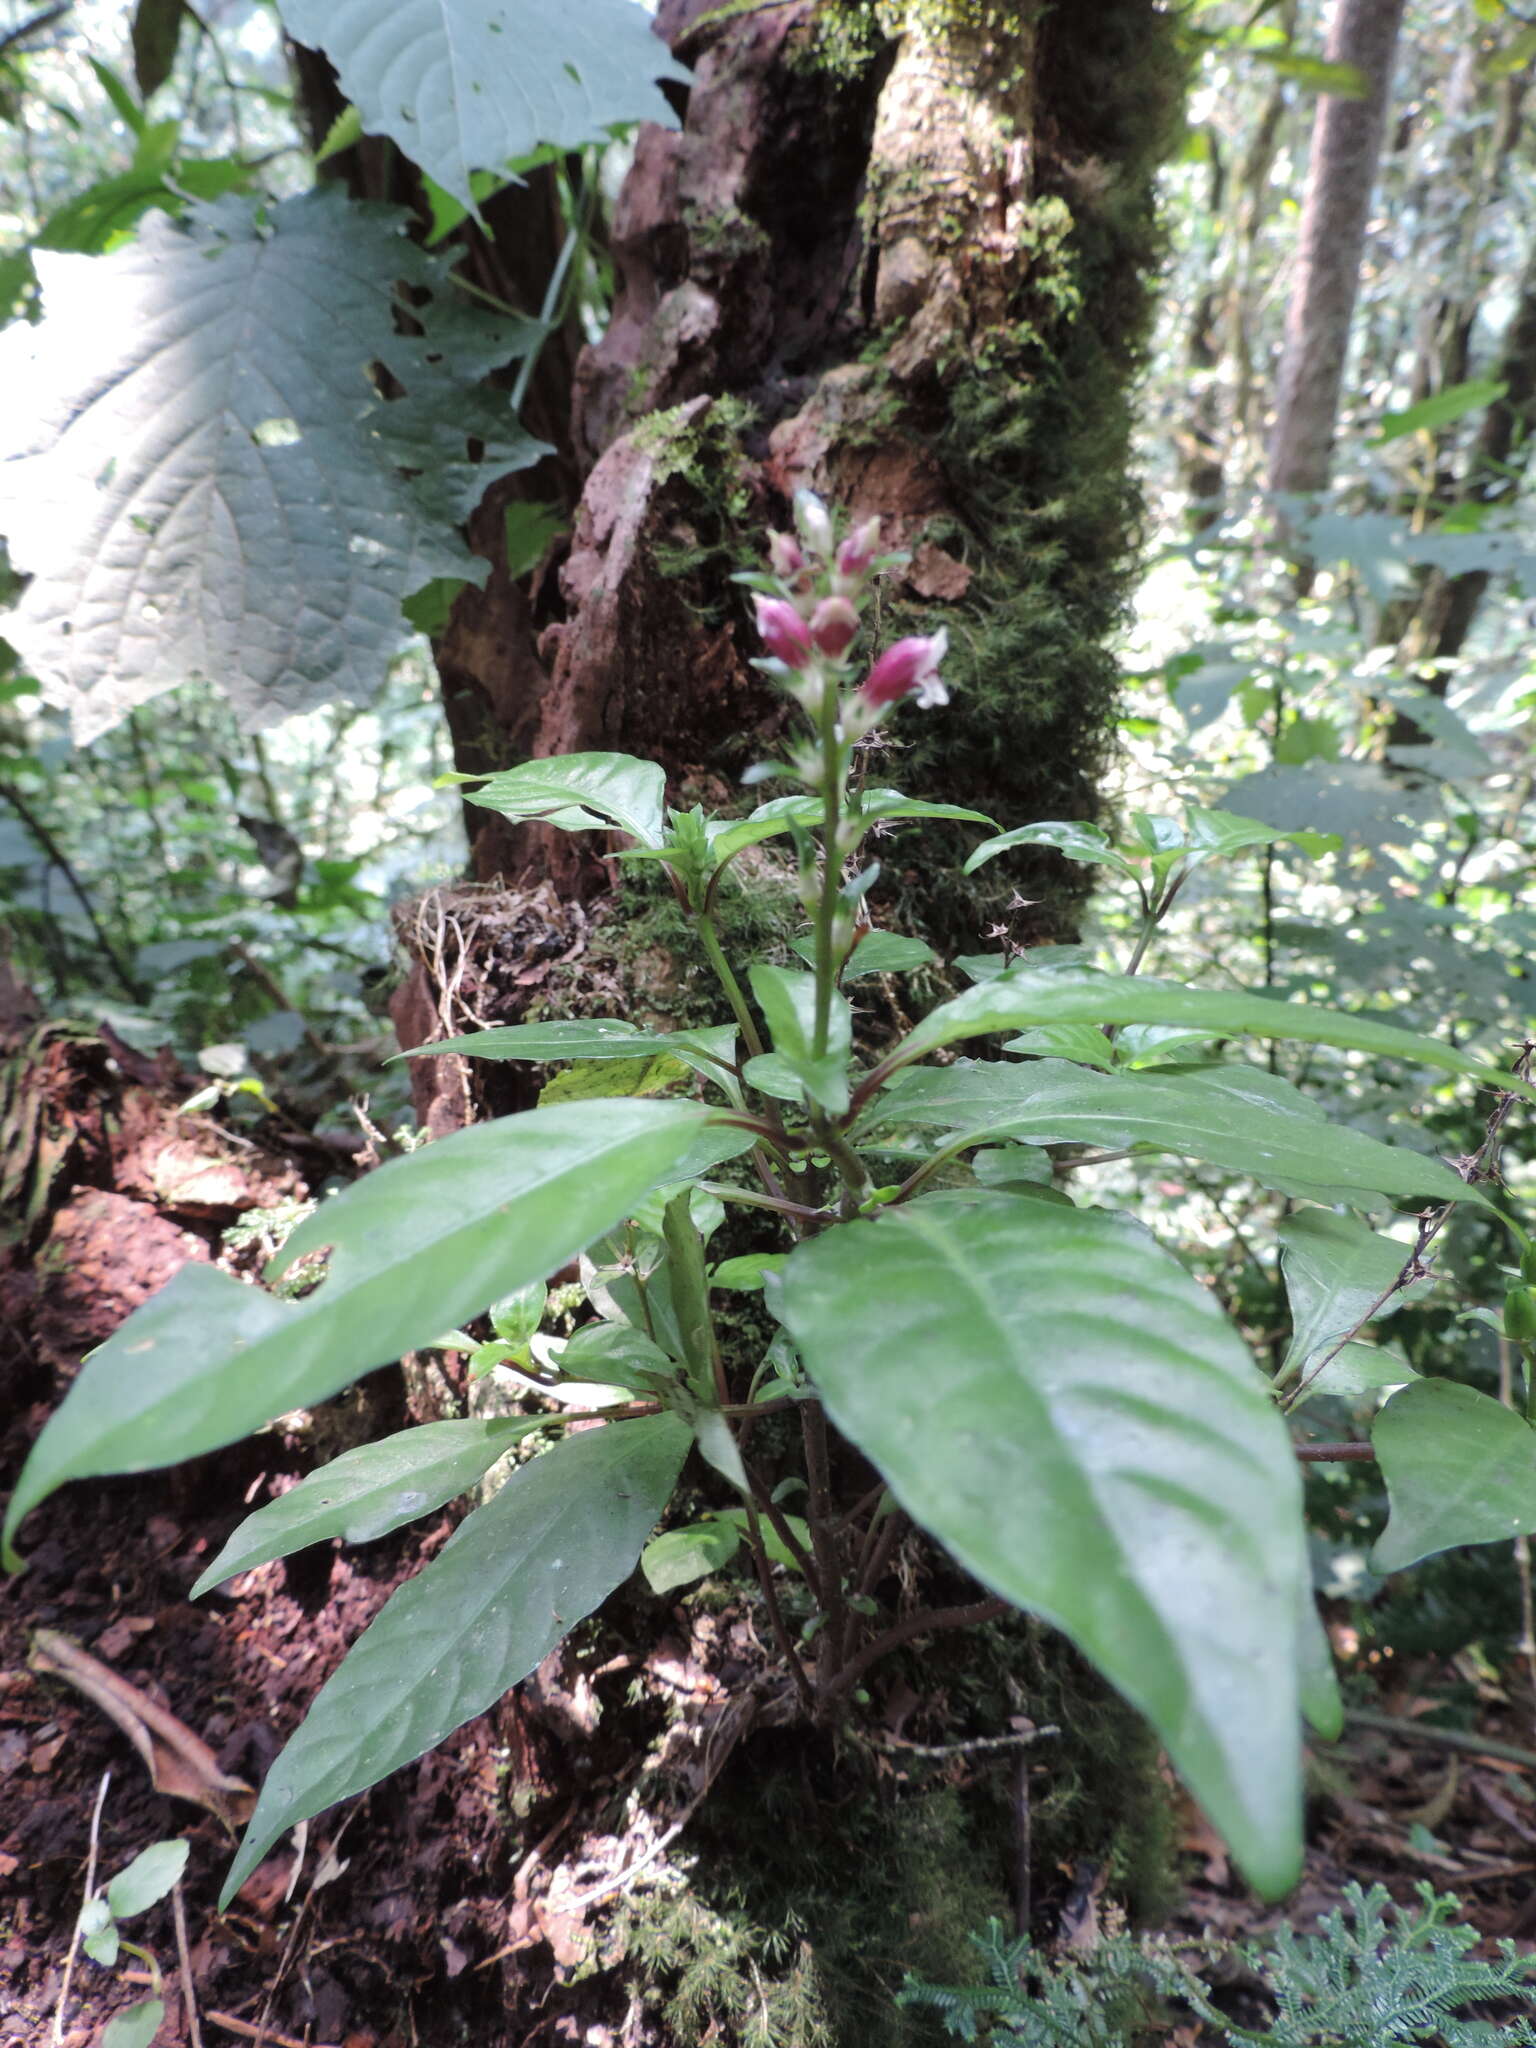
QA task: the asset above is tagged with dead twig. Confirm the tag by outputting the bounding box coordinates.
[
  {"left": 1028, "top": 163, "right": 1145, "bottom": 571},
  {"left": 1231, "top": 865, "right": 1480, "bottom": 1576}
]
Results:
[{"left": 53, "top": 1769, "right": 110, "bottom": 2046}]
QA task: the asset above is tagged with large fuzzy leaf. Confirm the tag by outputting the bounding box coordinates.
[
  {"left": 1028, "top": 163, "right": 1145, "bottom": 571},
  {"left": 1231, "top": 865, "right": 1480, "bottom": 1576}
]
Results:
[
  {"left": 221, "top": 1414, "right": 689, "bottom": 1903},
  {"left": 465, "top": 752, "right": 668, "bottom": 845},
  {"left": 276, "top": 0, "right": 691, "bottom": 208},
  {"left": 889, "top": 966, "right": 1536, "bottom": 1106},
  {"left": 0, "top": 188, "right": 544, "bottom": 739},
  {"left": 871, "top": 1058, "right": 1476, "bottom": 1208},
  {"left": 778, "top": 1191, "right": 1308, "bottom": 1897},
  {"left": 1372, "top": 1380, "right": 1536, "bottom": 1573},
  {"left": 3, "top": 1101, "right": 716, "bottom": 1567}
]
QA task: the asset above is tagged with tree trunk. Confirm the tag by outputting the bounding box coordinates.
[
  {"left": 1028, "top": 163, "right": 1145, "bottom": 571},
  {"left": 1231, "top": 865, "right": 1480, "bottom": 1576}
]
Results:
[{"left": 1267, "top": 0, "right": 1407, "bottom": 495}]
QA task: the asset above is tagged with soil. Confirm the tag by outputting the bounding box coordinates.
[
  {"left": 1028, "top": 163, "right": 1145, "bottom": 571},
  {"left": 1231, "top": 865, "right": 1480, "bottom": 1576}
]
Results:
[{"left": 6, "top": 1005, "right": 1536, "bottom": 2048}]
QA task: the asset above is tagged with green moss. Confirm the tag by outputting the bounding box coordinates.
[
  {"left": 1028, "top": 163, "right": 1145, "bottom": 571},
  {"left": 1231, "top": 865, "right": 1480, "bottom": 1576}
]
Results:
[{"left": 631, "top": 396, "right": 763, "bottom": 614}]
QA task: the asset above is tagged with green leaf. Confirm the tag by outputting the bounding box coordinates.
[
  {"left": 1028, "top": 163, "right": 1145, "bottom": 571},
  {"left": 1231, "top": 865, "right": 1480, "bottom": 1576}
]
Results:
[
  {"left": 964, "top": 820, "right": 1138, "bottom": 879},
  {"left": 106, "top": 1837, "right": 190, "bottom": 1919},
  {"left": 1276, "top": 1212, "right": 1422, "bottom": 1387},
  {"left": 1000, "top": 1023, "right": 1118, "bottom": 1071},
  {"left": 401, "top": 576, "right": 468, "bottom": 636},
  {"left": 1298, "top": 1590, "right": 1343, "bottom": 1741},
  {"left": 314, "top": 101, "right": 364, "bottom": 164},
  {"left": 870, "top": 1058, "right": 1478, "bottom": 1208},
  {"left": 1253, "top": 49, "right": 1367, "bottom": 94},
  {"left": 715, "top": 1505, "right": 811, "bottom": 1574},
  {"left": 790, "top": 929, "right": 937, "bottom": 978},
  {"left": 1372, "top": 1381, "right": 1536, "bottom": 1572},
  {"left": 710, "top": 1252, "right": 787, "bottom": 1292},
  {"left": 748, "top": 964, "right": 851, "bottom": 1114},
  {"left": 190, "top": 1418, "right": 552, "bottom": 1596},
  {"left": 641, "top": 1517, "right": 741, "bottom": 1594},
  {"left": 131, "top": 0, "right": 186, "bottom": 99},
  {"left": 778, "top": 1192, "right": 1307, "bottom": 1897},
  {"left": 889, "top": 965, "right": 1536, "bottom": 1107},
  {"left": 221, "top": 1414, "right": 688, "bottom": 1903},
  {"left": 90, "top": 57, "right": 147, "bottom": 134},
  {"left": 275, "top": 0, "right": 692, "bottom": 208},
  {"left": 1300, "top": 1340, "right": 1417, "bottom": 1404},
  {"left": 34, "top": 169, "right": 180, "bottom": 254},
  {"left": 1373, "top": 378, "right": 1508, "bottom": 445},
  {"left": 712, "top": 789, "right": 991, "bottom": 865},
  {"left": 1183, "top": 808, "right": 1341, "bottom": 867},
  {"left": 404, "top": 1017, "right": 701, "bottom": 1064},
  {"left": 0, "top": 188, "right": 546, "bottom": 740},
  {"left": 663, "top": 1190, "right": 715, "bottom": 1399},
  {"left": 504, "top": 500, "right": 568, "bottom": 578},
  {"left": 102, "top": 2000, "right": 165, "bottom": 2048},
  {"left": 466, "top": 752, "right": 667, "bottom": 846},
  {"left": 557, "top": 1320, "right": 679, "bottom": 1391},
  {"left": 3, "top": 1101, "right": 713, "bottom": 1567}
]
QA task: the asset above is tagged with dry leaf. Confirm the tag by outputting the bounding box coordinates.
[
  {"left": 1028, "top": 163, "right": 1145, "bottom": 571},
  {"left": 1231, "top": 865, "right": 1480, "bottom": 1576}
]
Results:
[{"left": 29, "top": 1627, "right": 255, "bottom": 1830}]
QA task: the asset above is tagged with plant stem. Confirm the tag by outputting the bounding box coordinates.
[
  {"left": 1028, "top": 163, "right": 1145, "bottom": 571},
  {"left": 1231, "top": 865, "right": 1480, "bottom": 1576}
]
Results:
[
  {"left": 741, "top": 1497, "right": 816, "bottom": 1717},
  {"left": 824, "top": 1598, "right": 1010, "bottom": 1701},
  {"left": 802, "top": 1401, "right": 848, "bottom": 1685},
  {"left": 811, "top": 675, "right": 844, "bottom": 1059},
  {"left": 695, "top": 913, "right": 766, "bottom": 1061}
]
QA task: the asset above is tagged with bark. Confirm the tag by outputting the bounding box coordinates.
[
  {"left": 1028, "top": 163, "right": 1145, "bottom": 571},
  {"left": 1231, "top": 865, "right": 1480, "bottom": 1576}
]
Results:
[{"left": 1267, "top": 0, "right": 1407, "bottom": 495}]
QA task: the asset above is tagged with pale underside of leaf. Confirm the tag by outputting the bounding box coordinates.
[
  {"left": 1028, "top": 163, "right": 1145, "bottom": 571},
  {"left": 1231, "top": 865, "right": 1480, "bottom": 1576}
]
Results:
[
  {"left": 221, "top": 1413, "right": 689, "bottom": 1902},
  {"left": 276, "top": 0, "right": 691, "bottom": 208},
  {"left": 778, "top": 1191, "right": 1306, "bottom": 1897},
  {"left": 0, "top": 188, "right": 543, "bottom": 738}
]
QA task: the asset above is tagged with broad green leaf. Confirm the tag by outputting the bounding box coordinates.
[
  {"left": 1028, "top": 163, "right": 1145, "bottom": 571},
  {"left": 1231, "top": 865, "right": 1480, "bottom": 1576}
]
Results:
[
  {"left": 965, "top": 819, "right": 1138, "bottom": 879},
  {"left": 465, "top": 752, "right": 667, "bottom": 846},
  {"left": 1276, "top": 1212, "right": 1423, "bottom": 1387},
  {"left": 1254, "top": 49, "right": 1366, "bottom": 94},
  {"left": 412, "top": 1019, "right": 737, "bottom": 1098},
  {"left": 711, "top": 1252, "right": 787, "bottom": 1292},
  {"left": 102, "top": 2000, "right": 165, "bottom": 2048},
  {"left": 1374, "top": 378, "right": 1508, "bottom": 445},
  {"left": 1372, "top": 1380, "right": 1536, "bottom": 1572},
  {"left": 3, "top": 1101, "right": 712, "bottom": 1567},
  {"left": 221, "top": 1414, "right": 688, "bottom": 1902},
  {"left": 557, "top": 1321, "right": 679, "bottom": 1391},
  {"left": 190, "top": 1418, "right": 553, "bottom": 1596},
  {"left": 778, "top": 1192, "right": 1307, "bottom": 1896},
  {"left": 663, "top": 1190, "right": 715, "bottom": 1399},
  {"left": 712, "top": 789, "right": 992, "bottom": 865},
  {"left": 106, "top": 1838, "right": 190, "bottom": 1919},
  {"left": 642, "top": 1518, "right": 741, "bottom": 1594},
  {"left": 275, "top": 0, "right": 691, "bottom": 209},
  {"left": 1297, "top": 1340, "right": 1418, "bottom": 1404},
  {"left": 890, "top": 965, "right": 1536, "bottom": 1107},
  {"left": 1183, "top": 808, "right": 1341, "bottom": 867},
  {"left": 748, "top": 964, "right": 851, "bottom": 1114},
  {"left": 1002, "top": 1022, "right": 1118, "bottom": 1070},
  {"left": 0, "top": 189, "right": 545, "bottom": 739},
  {"left": 870, "top": 1058, "right": 1477, "bottom": 1207},
  {"left": 790, "top": 929, "right": 937, "bottom": 978}
]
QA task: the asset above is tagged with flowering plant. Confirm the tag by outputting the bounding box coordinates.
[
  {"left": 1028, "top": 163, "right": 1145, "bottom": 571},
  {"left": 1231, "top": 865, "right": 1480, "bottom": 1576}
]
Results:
[{"left": 8, "top": 498, "right": 1534, "bottom": 1907}]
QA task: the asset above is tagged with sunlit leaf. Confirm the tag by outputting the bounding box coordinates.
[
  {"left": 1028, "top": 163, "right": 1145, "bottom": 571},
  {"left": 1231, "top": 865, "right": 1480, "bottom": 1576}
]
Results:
[{"left": 1373, "top": 1381, "right": 1536, "bottom": 1572}]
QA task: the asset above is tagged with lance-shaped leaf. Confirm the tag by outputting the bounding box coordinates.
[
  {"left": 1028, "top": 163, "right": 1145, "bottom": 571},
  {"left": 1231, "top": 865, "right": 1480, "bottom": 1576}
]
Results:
[
  {"left": 964, "top": 819, "right": 1140, "bottom": 879},
  {"left": 790, "top": 930, "right": 936, "bottom": 979},
  {"left": 3, "top": 1101, "right": 713, "bottom": 1567},
  {"left": 871, "top": 1059, "right": 1478, "bottom": 1208},
  {"left": 778, "top": 1191, "right": 1307, "bottom": 1897},
  {"left": 275, "top": 0, "right": 691, "bottom": 210},
  {"left": 1276, "top": 1212, "right": 1426, "bottom": 1389},
  {"left": 748, "top": 964, "right": 851, "bottom": 1114},
  {"left": 399, "top": 1016, "right": 736, "bottom": 1090},
  {"left": 710, "top": 789, "right": 993, "bottom": 865},
  {"left": 221, "top": 1414, "right": 689, "bottom": 1903},
  {"left": 0, "top": 189, "right": 545, "bottom": 740},
  {"left": 1372, "top": 1380, "right": 1536, "bottom": 1572},
  {"left": 464, "top": 752, "right": 667, "bottom": 846},
  {"left": 191, "top": 1418, "right": 556, "bottom": 1596},
  {"left": 886, "top": 966, "right": 1536, "bottom": 1106}
]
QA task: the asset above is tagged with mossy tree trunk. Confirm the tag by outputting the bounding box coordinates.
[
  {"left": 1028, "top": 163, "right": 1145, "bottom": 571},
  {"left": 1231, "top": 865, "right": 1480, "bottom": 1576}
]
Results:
[{"left": 426, "top": 0, "right": 1181, "bottom": 939}]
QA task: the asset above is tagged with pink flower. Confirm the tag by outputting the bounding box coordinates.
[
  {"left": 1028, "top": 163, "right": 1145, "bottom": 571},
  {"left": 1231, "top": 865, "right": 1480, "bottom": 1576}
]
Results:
[
  {"left": 859, "top": 629, "right": 949, "bottom": 709},
  {"left": 836, "top": 517, "right": 882, "bottom": 582},
  {"left": 754, "top": 594, "right": 814, "bottom": 669},
  {"left": 767, "top": 530, "right": 804, "bottom": 579},
  {"left": 809, "top": 595, "right": 859, "bottom": 659}
]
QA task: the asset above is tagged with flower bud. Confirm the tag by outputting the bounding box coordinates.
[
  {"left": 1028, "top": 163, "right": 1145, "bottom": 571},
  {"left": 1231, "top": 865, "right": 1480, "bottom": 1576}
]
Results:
[
  {"left": 767, "top": 530, "right": 803, "bottom": 580},
  {"left": 809, "top": 595, "right": 860, "bottom": 659},
  {"left": 754, "top": 594, "right": 814, "bottom": 669},
  {"left": 858, "top": 629, "right": 949, "bottom": 709},
  {"left": 793, "top": 488, "right": 834, "bottom": 560},
  {"left": 836, "top": 517, "right": 882, "bottom": 583}
]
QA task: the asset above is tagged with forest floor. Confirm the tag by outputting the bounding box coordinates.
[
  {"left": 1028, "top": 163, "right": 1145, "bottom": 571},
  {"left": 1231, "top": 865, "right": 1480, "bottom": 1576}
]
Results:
[{"left": 7, "top": 1009, "right": 1536, "bottom": 2047}]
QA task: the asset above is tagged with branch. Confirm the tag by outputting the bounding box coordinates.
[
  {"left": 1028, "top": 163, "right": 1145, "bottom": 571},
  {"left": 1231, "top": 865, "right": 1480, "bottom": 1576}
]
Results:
[{"left": 0, "top": 779, "right": 145, "bottom": 1001}]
